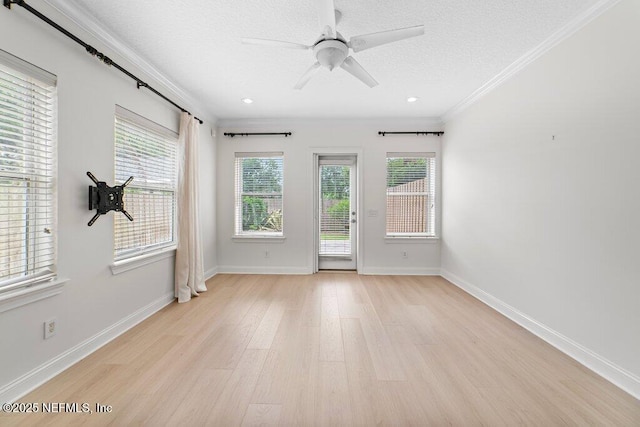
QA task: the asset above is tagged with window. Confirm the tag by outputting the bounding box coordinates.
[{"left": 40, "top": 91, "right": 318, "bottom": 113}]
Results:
[
  {"left": 386, "top": 152, "right": 436, "bottom": 237},
  {"left": 114, "top": 106, "right": 177, "bottom": 259},
  {"left": 234, "top": 153, "right": 284, "bottom": 236},
  {"left": 0, "top": 50, "right": 57, "bottom": 292}
]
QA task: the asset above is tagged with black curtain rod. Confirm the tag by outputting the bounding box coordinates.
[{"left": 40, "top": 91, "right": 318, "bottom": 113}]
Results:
[
  {"left": 224, "top": 132, "right": 292, "bottom": 138},
  {"left": 378, "top": 131, "right": 444, "bottom": 136},
  {"left": 4, "top": 0, "right": 203, "bottom": 124}
]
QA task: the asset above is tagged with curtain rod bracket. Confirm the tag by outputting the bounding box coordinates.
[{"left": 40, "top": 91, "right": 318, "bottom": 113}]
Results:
[{"left": 3, "top": 0, "right": 18, "bottom": 9}]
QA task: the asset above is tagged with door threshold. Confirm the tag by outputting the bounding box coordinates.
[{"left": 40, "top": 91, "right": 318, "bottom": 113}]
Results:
[{"left": 317, "top": 270, "right": 357, "bottom": 274}]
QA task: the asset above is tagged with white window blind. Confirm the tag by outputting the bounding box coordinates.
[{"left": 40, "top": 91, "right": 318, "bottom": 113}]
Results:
[
  {"left": 0, "top": 50, "right": 57, "bottom": 292},
  {"left": 114, "top": 106, "right": 177, "bottom": 259},
  {"left": 319, "top": 162, "right": 351, "bottom": 255},
  {"left": 386, "top": 152, "right": 436, "bottom": 237},
  {"left": 234, "top": 153, "right": 284, "bottom": 236}
]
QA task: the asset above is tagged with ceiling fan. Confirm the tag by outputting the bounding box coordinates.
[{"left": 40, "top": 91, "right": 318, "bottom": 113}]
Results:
[{"left": 241, "top": 0, "right": 425, "bottom": 89}]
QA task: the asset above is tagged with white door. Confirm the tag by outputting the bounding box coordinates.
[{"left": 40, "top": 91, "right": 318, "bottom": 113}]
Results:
[{"left": 317, "top": 156, "right": 356, "bottom": 270}]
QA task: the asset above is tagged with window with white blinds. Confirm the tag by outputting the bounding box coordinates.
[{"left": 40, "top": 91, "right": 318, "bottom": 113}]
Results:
[
  {"left": 0, "top": 50, "right": 57, "bottom": 292},
  {"left": 234, "top": 153, "right": 284, "bottom": 236},
  {"left": 386, "top": 153, "right": 436, "bottom": 237},
  {"left": 114, "top": 106, "right": 177, "bottom": 259}
]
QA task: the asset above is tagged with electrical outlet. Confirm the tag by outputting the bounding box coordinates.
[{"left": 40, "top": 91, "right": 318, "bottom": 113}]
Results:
[
  {"left": 44, "top": 318, "right": 57, "bottom": 339},
  {"left": 402, "top": 251, "right": 408, "bottom": 259}
]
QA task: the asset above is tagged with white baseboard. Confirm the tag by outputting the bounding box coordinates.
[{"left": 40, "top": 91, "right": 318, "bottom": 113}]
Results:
[
  {"left": 216, "top": 266, "right": 441, "bottom": 276},
  {"left": 204, "top": 266, "right": 218, "bottom": 281},
  {"left": 0, "top": 292, "right": 175, "bottom": 403},
  {"left": 216, "top": 265, "right": 313, "bottom": 275},
  {"left": 359, "top": 267, "right": 441, "bottom": 276},
  {"left": 440, "top": 269, "right": 640, "bottom": 400}
]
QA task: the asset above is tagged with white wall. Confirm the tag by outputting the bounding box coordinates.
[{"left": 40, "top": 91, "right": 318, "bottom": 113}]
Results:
[
  {"left": 442, "top": 0, "right": 640, "bottom": 395},
  {"left": 200, "top": 129, "right": 217, "bottom": 278},
  {"left": 0, "top": 1, "right": 216, "bottom": 401},
  {"left": 216, "top": 119, "right": 442, "bottom": 275}
]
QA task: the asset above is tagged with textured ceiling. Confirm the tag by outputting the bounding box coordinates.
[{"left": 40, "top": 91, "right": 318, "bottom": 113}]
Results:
[{"left": 48, "top": 0, "right": 600, "bottom": 120}]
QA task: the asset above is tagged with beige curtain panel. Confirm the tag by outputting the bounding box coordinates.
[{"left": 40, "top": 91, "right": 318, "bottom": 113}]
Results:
[{"left": 175, "top": 113, "right": 206, "bottom": 303}]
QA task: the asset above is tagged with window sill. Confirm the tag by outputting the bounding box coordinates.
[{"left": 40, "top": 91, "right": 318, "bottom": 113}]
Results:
[
  {"left": 384, "top": 236, "right": 440, "bottom": 244},
  {"left": 232, "top": 235, "right": 286, "bottom": 243},
  {"left": 319, "top": 255, "right": 352, "bottom": 260},
  {"left": 111, "top": 247, "right": 176, "bottom": 275},
  {"left": 0, "top": 277, "right": 68, "bottom": 314}
]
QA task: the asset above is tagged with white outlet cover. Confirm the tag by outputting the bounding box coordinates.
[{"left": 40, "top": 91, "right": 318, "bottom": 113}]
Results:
[{"left": 44, "top": 318, "right": 57, "bottom": 339}]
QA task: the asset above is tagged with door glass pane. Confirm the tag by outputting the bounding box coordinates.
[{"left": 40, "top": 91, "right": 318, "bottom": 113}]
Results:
[{"left": 319, "top": 165, "right": 351, "bottom": 256}]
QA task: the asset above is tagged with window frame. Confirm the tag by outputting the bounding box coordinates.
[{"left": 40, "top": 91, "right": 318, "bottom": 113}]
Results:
[
  {"left": 385, "top": 152, "right": 437, "bottom": 239},
  {"left": 113, "top": 105, "right": 178, "bottom": 261},
  {"left": 0, "top": 49, "right": 57, "bottom": 293},
  {"left": 234, "top": 152, "right": 284, "bottom": 238}
]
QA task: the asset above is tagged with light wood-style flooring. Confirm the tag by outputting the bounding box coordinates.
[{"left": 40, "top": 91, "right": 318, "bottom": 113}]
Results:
[{"left": 2, "top": 273, "right": 639, "bottom": 426}]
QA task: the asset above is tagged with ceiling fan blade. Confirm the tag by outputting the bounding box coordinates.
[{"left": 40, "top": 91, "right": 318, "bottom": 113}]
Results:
[
  {"left": 340, "top": 56, "right": 378, "bottom": 88},
  {"left": 348, "top": 25, "right": 425, "bottom": 53},
  {"left": 317, "top": 0, "right": 337, "bottom": 37},
  {"left": 241, "top": 38, "right": 310, "bottom": 50},
  {"left": 294, "top": 62, "right": 322, "bottom": 90}
]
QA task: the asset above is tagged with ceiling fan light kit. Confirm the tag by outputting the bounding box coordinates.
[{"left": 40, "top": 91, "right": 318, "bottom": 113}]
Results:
[
  {"left": 242, "top": 0, "right": 425, "bottom": 89},
  {"left": 314, "top": 40, "right": 348, "bottom": 71}
]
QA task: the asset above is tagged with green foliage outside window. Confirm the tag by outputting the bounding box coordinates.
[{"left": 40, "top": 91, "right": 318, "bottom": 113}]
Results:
[
  {"left": 327, "top": 199, "right": 349, "bottom": 220},
  {"left": 242, "top": 196, "right": 267, "bottom": 231}
]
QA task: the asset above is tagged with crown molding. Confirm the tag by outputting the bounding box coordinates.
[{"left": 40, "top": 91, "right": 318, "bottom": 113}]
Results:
[
  {"left": 441, "top": 0, "right": 622, "bottom": 123},
  {"left": 41, "top": 0, "right": 216, "bottom": 123},
  {"left": 217, "top": 116, "right": 443, "bottom": 129}
]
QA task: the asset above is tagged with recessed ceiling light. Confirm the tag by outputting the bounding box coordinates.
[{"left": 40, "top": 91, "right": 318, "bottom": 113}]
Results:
[
  {"left": 242, "top": 98, "right": 254, "bottom": 104},
  {"left": 407, "top": 97, "right": 419, "bottom": 103}
]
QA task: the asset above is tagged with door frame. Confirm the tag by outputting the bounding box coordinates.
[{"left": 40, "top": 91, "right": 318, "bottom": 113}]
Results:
[{"left": 310, "top": 148, "right": 363, "bottom": 273}]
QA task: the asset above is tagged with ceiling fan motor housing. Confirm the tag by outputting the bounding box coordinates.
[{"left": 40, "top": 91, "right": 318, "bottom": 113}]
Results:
[{"left": 313, "top": 40, "right": 348, "bottom": 71}]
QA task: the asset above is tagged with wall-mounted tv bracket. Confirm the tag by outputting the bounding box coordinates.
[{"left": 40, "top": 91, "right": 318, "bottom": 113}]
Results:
[{"left": 87, "top": 171, "right": 134, "bottom": 226}]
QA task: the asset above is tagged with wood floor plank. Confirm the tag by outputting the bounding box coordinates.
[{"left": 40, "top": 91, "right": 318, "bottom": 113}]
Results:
[
  {"left": 334, "top": 273, "right": 365, "bottom": 319},
  {"left": 299, "top": 279, "right": 322, "bottom": 327},
  {"left": 164, "top": 368, "right": 233, "bottom": 426},
  {"left": 319, "top": 292, "right": 345, "bottom": 362},
  {"left": 317, "top": 361, "right": 353, "bottom": 426},
  {"left": 360, "top": 275, "right": 405, "bottom": 325},
  {"left": 278, "top": 326, "right": 321, "bottom": 425},
  {"left": 340, "top": 318, "right": 384, "bottom": 426},
  {"left": 382, "top": 324, "right": 449, "bottom": 424},
  {"left": 204, "top": 348, "right": 269, "bottom": 426},
  {"left": 251, "top": 309, "right": 303, "bottom": 404},
  {"left": 241, "top": 404, "right": 282, "bottom": 426},
  {"left": 246, "top": 302, "right": 286, "bottom": 350},
  {"left": 2, "top": 273, "right": 638, "bottom": 426},
  {"left": 357, "top": 302, "right": 407, "bottom": 381}
]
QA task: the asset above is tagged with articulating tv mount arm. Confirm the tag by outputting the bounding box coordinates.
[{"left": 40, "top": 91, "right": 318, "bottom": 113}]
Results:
[{"left": 87, "top": 171, "right": 134, "bottom": 226}]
